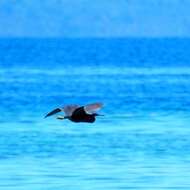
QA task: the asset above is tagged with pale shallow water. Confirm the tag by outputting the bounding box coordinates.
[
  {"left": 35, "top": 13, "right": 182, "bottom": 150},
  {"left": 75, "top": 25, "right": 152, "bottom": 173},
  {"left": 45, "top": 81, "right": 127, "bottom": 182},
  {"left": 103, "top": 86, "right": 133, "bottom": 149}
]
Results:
[{"left": 0, "top": 38, "right": 190, "bottom": 189}]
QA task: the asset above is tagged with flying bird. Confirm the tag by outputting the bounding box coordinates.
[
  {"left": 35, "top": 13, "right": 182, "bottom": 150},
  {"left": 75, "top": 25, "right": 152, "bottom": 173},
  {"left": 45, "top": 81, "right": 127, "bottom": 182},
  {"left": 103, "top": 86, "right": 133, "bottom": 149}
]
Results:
[{"left": 45, "top": 103, "right": 103, "bottom": 123}]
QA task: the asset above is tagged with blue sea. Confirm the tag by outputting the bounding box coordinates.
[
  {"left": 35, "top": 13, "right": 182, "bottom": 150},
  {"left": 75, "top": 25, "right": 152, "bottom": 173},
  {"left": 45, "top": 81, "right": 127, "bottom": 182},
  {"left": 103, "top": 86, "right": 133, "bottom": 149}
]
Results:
[{"left": 0, "top": 38, "right": 190, "bottom": 189}]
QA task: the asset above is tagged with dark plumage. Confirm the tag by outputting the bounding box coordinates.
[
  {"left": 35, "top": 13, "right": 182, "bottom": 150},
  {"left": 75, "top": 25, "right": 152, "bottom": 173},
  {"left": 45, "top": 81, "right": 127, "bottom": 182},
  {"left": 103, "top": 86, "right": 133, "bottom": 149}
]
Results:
[{"left": 45, "top": 103, "right": 103, "bottom": 123}]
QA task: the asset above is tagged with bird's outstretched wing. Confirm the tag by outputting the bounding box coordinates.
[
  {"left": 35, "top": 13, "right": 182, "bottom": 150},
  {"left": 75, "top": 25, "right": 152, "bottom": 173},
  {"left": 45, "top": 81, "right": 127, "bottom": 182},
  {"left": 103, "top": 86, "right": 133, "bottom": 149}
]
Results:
[
  {"left": 44, "top": 108, "right": 62, "bottom": 118},
  {"left": 45, "top": 103, "right": 102, "bottom": 118},
  {"left": 84, "top": 103, "right": 103, "bottom": 114},
  {"left": 63, "top": 105, "right": 80, "bottom": 116},
  {"left": 45, "top": 105, "right": 79, "bottom": 118}
]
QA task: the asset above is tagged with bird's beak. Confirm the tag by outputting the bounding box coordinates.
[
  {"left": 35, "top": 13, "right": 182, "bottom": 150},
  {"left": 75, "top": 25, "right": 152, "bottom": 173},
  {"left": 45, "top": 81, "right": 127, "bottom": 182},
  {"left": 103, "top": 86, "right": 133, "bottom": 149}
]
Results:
[{"left": 94, "top": 113, "right": 104, "bottom": 116}]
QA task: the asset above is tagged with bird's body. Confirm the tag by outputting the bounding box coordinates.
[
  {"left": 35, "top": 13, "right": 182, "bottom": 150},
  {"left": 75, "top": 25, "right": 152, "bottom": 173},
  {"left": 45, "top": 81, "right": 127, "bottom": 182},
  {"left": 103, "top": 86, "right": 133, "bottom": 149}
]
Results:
[
  {"left": 68, "top": 107, "right": 96, "bottom": 123},
  {"left": 45, "top": 103, "right": 103, "bottom": 123}
]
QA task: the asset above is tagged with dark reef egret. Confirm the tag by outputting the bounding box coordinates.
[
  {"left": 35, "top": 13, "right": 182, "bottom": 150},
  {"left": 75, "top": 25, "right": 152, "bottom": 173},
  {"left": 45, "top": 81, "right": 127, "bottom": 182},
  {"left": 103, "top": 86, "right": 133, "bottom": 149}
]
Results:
[{"left": 45, "top": 103, "right": 103, "bottom": 123}]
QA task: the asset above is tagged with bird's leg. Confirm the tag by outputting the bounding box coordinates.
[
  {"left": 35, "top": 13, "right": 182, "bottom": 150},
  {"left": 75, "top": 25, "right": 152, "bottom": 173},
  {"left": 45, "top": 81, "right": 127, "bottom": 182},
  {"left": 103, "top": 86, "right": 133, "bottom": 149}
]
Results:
[{"left": 56, "top": 115, "right": 65, "bottom": 120}]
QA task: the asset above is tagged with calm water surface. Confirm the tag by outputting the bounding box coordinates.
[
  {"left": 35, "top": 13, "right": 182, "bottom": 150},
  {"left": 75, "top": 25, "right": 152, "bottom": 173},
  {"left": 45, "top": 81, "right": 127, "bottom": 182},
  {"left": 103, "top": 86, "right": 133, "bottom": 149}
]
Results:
[{"left": 0, "top": 38, "right": 190, "bottom": 189}]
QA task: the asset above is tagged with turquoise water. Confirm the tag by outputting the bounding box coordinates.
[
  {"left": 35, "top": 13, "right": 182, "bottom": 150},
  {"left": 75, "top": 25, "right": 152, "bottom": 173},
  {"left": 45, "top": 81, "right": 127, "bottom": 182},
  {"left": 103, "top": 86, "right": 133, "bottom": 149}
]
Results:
[{"left": 0, "top": 38, "right": 190, "bottom": 189}]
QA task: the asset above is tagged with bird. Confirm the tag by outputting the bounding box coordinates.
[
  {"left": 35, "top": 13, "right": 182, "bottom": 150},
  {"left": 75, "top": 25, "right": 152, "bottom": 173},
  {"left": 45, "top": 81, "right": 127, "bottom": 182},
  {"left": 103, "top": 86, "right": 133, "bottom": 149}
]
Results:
[{"left": 44, "top": 103, "right": 103, "bottom": 123}]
